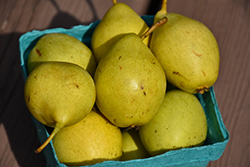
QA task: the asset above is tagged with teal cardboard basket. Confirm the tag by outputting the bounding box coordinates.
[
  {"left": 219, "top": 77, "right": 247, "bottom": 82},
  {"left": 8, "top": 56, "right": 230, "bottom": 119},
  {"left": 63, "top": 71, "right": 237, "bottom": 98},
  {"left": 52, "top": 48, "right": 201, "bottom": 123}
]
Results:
[{"left": 19, "top": 16, "right": 229, "bottom": 167}]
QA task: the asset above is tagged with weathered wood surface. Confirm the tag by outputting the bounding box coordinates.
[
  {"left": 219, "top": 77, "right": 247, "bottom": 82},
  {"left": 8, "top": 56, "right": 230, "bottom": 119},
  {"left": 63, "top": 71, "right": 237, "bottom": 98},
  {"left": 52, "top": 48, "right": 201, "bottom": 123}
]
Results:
[{"left": 0, "top": 0, "right": 249, "bottom": 166}]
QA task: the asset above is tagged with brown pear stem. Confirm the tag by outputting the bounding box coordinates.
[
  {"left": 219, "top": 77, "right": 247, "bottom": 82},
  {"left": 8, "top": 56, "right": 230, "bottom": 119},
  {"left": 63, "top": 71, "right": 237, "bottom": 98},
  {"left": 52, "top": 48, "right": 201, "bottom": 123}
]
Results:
[
  {"left": 140, "top": 17, "right": 168, "bottom": 40},
  {"left": 112, "top": 0, "right": 117, "bottom": 5},
  {"left": 126, "top": 125, "right": 140, "bottom": 131},
  {"left": 35, "top": 124, "right": 62, "bottom": 153}
]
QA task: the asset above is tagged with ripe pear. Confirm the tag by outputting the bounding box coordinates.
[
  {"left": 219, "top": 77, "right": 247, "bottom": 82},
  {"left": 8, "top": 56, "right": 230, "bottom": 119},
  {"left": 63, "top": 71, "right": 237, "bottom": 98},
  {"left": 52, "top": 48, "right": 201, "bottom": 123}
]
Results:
[
  {"left": 91, "top": 0, "right": 149, "bottom": 63},
  {"left": 139, "top": 90, "right": 207, "bottom": 156},
  {"left": 24, "top": 62, "right": 96, "bottom": 153},
  {"left": 52, "top": 110, "right": 123, "bottom": 166},
  {"left": 150, "top": 0, "right": 220, "bottom": 94},
  {"left": 94, "top": 33, "right": 166, "bottom": 128},
  {"left": 27, "top": 33, "right": 96, "bottom": 76},
  {"left": 121, "top": 129, "right": 150, "bottom": 161}
]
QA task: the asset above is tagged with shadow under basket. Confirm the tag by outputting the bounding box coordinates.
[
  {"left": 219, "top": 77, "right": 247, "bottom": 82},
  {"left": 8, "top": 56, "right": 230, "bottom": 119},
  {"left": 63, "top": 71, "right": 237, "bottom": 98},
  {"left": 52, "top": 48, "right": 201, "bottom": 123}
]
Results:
[{"left": 19, "top": 15, "right": 229, "bottom": 167}]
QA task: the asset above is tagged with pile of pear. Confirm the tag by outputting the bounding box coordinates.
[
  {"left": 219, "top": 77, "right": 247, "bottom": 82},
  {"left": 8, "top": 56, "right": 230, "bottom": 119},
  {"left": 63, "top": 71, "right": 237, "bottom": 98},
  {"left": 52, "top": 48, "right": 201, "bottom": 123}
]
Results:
[{"left": 23, "top": 0, "right": 219, "bottom": 166}]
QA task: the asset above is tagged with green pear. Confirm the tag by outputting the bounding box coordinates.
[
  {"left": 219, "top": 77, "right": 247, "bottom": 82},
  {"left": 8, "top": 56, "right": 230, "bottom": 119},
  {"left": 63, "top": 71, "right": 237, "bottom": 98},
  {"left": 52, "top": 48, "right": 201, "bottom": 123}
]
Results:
[
  {"left": 24, "top": 62, "right": 96, "bottom": 153},
  {"left": 94, "top": 33, "right": 166, "bottom": 128},
  {"left": 27, "top": 33, "right": 96, "bottom": 76},
  {"left": 150, "top": 0, "right": 220, "bottom": 94},
  {"left": 121, "top": 129, "right": 150, "bottom": 161},
  {"left": 53, "top": 110, "right": 123, "bottom": 166},
  {"left": 91, "top": 0, "right": 149, "bottom": 63},
  {"left": 139, "top": 90, "right": 207, "bottom": 156}
]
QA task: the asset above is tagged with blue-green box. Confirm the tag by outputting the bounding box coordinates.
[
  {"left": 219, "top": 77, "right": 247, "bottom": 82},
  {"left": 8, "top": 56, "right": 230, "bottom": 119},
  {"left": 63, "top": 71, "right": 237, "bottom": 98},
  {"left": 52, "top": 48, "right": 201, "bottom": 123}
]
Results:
[{"left": 19, "top": 16, "right": 229, "bottom": 167}]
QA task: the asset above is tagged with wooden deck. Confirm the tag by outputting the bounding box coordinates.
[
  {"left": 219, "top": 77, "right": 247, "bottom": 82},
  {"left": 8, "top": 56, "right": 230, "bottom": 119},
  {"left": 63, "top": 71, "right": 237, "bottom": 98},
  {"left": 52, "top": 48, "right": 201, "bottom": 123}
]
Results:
[{"left": 1, "top": 0, "right": 249, "bottom": 166}]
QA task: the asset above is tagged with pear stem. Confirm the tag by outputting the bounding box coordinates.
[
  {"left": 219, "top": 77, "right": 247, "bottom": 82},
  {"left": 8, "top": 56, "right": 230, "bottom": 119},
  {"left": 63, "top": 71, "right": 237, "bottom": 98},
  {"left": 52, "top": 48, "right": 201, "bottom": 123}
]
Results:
[
  {"left": 161, "top": 0, "right": 168, "bottom": 14},
  {"left": 140, "top": 17, "right": 168, "bottom": 40},
  {"left": 112, "top": 0, "right": 117, "bottom": 5},
  {"left": 35, "top": 124, "right": 62, "bottom": 153},
  {"left": 126, "top": 125, "right": 140, "bottom": 131}
]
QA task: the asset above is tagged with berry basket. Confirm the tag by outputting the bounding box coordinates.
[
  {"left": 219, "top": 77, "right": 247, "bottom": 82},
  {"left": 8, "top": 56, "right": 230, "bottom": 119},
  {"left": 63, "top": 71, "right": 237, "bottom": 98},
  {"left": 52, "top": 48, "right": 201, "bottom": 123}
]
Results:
[{"left": 19, "top": 15, "right": 229, "bottom": 167}]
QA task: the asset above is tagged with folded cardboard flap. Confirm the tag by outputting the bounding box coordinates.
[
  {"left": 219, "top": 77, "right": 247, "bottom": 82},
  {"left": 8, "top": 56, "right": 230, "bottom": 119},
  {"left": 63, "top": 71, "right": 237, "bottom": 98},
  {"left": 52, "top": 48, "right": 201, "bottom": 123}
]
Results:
[{"left": 19, "top": 16, "right": 229, "bottom": 167}]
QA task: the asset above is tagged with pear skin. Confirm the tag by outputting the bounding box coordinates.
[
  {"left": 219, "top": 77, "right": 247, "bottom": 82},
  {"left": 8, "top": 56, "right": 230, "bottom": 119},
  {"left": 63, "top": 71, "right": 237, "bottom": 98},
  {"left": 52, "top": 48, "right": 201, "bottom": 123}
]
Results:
[
  {"left": 94, "top": 33, "right": 166, "bottom": 128},
  {"left": 53, "top": 110, "right": 123, "bottom": 166},
  {"left": 121, "top": 129, "right": 150, "bottom": 161},
  {"left": 150, "top": 0, "right": 219, "bottom": 94},
  {"left": 24, "top": 62, "right": 96, "bottom": 153},
  {"left": 27, "top": 33, "right": 96, "bottom": 76},
  {"left": 91, "top": 2, "right": 149, "bottom": 63},
  {"left": 139, "top": 90, "right": 207, "bottom": 156}
]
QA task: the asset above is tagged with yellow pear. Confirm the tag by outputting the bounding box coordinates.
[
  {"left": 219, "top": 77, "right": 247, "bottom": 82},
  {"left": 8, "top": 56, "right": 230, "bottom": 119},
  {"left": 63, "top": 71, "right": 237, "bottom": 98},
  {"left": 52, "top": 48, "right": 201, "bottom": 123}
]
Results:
[
  {"left": 94, "top": 33, "right": 166, "bottom": 128},
  {"left": 139, "top": 90, "right": 207, "bottom": 156},
  {"left": 150, "top": 0, "right": 220, "bottom": 94},
  {"left": 27, "top": 33, "right": 96, "bottom": 76},
  {"left": 91, "top": 0, "right": 149, "bottom": 63},
  {"left": 24, "top": 62, "right": 96, "bottom": 153},
  {"left": 121, "top": 129, "right": 150, "bottom": 161},
  {"left": 53, "top": 110, "right": 123, "bottom": 166}
]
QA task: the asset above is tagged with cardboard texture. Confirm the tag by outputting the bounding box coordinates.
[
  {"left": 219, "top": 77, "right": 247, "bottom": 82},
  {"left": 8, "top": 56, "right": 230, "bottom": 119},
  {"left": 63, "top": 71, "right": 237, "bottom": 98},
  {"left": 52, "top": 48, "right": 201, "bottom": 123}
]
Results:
[{"left": 19, "top": 16, "right": 229, "bottom": 167}]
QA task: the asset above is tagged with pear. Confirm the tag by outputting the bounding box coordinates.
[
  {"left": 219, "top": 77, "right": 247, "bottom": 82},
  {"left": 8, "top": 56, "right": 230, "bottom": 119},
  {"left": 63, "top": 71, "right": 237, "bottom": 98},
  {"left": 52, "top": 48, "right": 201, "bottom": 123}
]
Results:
[
  {"left": 24, "top": 62, "right": 96, "bottom": 153},
  {"left": 27, "top": 33, "right": 96, "bottom": 76},
  {"left": 139, "top": 90, "right": 207, "bottom": 156},
  {"left": 52, "top": 109, "right": 123, "bottom": 166},
  {"left": 121, "top": 129, "right": 150, "bottom": 161},
  {"left": 94, "top": 32, "right": 166, "bottom": 128},
  {"left": 91, "top": 0, "right": 149, "bottom": 63},
  {"left": 150, "top": 0, "right": 220, "bottom": 94}
]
